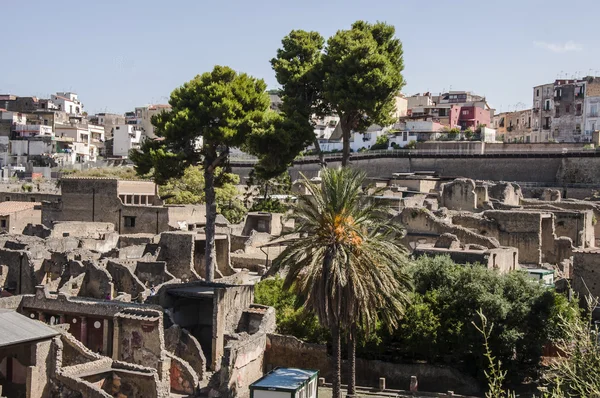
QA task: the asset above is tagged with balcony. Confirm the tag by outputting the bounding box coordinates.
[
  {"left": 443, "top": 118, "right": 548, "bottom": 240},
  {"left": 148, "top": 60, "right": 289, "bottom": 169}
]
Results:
[
  {"left": 554, "top": 95, "right": 561, "bottom": 101},
  {"left": 543, "top": 125, "right": 551, "bottom": 130},
  {"left": 533, "top": 108, "right": 540, "bottom": 113}
]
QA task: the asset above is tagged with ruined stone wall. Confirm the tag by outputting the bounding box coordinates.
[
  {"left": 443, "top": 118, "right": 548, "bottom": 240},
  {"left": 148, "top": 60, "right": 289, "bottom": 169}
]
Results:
[
  {"left": 264, "top": 334, "right": 481, "bottom": 396},
  {"left": 553, "top": 210, "right": 593, "bottom": 248},
  {"left": 453, "top": 211, "right": 544, "bottom": 265},
  {"left": 42, "top": 178, "right": 171, "bottom": 234},
  {"left": 156, "top": 232, "right": 199, "bottom": 281},
  {"left": 397, "top": 208, "right": 501, "bottom": 250},
  {"left": 167, "top": 352, "right": 198, "bottom": 396},
  {"left": 219, "top": 332, "right": 266, "bottom": 398},
  {"left": 107, "top": 261, "right": 145, "bottom": 298},
  {"left": 135, "top": 261, "right": 175, "bottom": 287},
  {"left": 164, "top": 324, "right": 206, "bottom": 381},
  {"left": 573, "top": 249, "right": 600, "bottom": 299},
  {"left": 440, "top": 179, "right": 478, "bottom": 211},
  {"left": 115, "top": 318, "right": 162, "bottom": 371}
]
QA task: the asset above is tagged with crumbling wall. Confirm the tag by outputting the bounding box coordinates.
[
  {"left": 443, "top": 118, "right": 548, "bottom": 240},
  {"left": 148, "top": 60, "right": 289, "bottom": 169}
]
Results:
[
  {"left": 397, "top": 208, "right": 501, "bottom": 250},
  {"left": 164, "top": 324, "right": 206, "bottom": 381},
  {"left": 452, "top": 211, "right": 545, "bottom": 265},
  {"left": 135, "top": 261, "right": 175, "bottom": 287},
  {"left": 107, "top": 261, "right": 145, "bottom": 298},
  {"left": 167, "top": 352, "right": 199, "bottom": 396},
  {"left": 219, "top": 332, "right": 266, "bottom": 398},
  {"left": 441, "top": 178, "right": 478, "bottom": 211},
  {"left": 156, "top": 232, "right": 199, "bottom": 281},
  {"left": 573, "top": 249, "right": 600, "bottom": 300},
  {"left": 0, "top": 249, "right": 38, "bottom": 294},
  {"left": 488, "top": 182, "right": 522, "bottom": 206},
  {"left": 116, "top": 317, "right": 163, "bottom": 371},
  {"left": 80, "top": 261, "right": 114, "bottom": 299}
]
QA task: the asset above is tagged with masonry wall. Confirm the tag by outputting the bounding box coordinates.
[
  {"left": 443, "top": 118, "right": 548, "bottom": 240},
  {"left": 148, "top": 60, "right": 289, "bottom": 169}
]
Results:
[
  {"left": 264, "top": 334, "right": 481, "bottom": 396},
  {"left": 572, "top": 250, "right": 600, "bottom": 300},
  {"left": 42, "top": 178, "right": 171, "bottom": 234},
  {"left": 232, "top": 156, "right": 600, "bottom": 184},
  {"left": 115, "top": 318, "right": 162, "bottom": 371}
]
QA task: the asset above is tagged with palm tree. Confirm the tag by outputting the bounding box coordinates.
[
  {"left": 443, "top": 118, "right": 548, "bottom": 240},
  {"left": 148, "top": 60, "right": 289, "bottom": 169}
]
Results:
[{"left": 271, "top": 167, "right": 412, "bottom": 398}]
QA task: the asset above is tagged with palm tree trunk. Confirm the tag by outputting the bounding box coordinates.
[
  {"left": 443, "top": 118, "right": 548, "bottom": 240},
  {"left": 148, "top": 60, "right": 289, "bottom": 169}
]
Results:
[
  {"left": 332, "top": 322, "right": 342, "bottom": 398},
  {"left": 203, "top": 152, "right": 217, "bottom": 282},
  {"left": 347, "top": 323, "right": 356, "bottom": 397}
]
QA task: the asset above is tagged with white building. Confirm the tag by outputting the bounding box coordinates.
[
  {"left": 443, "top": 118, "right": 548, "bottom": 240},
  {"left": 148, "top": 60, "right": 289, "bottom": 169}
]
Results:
[
  {"left": 112, "top": 124, "right": 141, "bottom": 158},
  {"left": 13, "top": 124, "right": 53, "bottom": 138},
  {"left": 49, "top": 92, "right": 84, "bottom": 115},
  {"left": 135, "top": 104, "right": 171, "bottom": 140},
  {"left": 55, "top": 123, "right": 101, "bottom": 163}
]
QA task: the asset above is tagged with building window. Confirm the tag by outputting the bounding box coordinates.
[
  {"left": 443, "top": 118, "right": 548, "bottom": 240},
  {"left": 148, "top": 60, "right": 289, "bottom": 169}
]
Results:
[
  {"left": 4, "top": 197, "right": 9, "bottom": 202},
  {"left": 566, "top": 105, "right": 570, "bottom": 113},
  {"left": 124, "top": 216, "right": 136, "bottom": 227},
  {"left": 536, "top": 89, "right": 540, "bottom": 97},
  {"left": 544, "top": 100, "right": 551, "bottom": 111},
  {"left": 555, "top": 107, "right": 560, "bottom": 117},
  {"left": 462, "top": 110, "right": 469, "bottom": 115},
  {"left": 576, "top": 124, "right": 581, "bottom": 132},
  {"left": 544, "top": 117, "right": 550, "bottom": 129},
  {"left": 576, "top": 103, "right": 582, "bottom": 115},
  {"left": 591, "top": 104, "right": 599, "bottom": 117},
  {"left": 1, "top": 220, "right": 6, "bottom": 228}
]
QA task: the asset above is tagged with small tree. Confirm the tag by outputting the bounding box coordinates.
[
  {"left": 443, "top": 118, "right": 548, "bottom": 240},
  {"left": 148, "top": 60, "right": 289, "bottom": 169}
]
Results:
[
  {"left": 322, "top": 21, "right": 405, "bottom": 166},
  {"left": 131, "top": 66, "right": 282, "bottom": 281}
]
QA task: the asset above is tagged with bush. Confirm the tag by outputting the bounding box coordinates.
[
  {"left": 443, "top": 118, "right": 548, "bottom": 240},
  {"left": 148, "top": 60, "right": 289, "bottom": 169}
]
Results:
[
  {"left": 254, "top": 277, "right": 330, "bottom": 344},
  {"left": 369, "top": 134, "right": 390, "bottom": 150},
  {"left": 250, "top": 198, "right": 288, "bottom": 213},
  {"left": 405, "top": 140, "right": 417, "bottom": 149},
  {"left": 261, "top": 254, "right": 577, "bottom": 383},
  {"left": 21, "top": 183, "right": 33, "bottom": 192}
]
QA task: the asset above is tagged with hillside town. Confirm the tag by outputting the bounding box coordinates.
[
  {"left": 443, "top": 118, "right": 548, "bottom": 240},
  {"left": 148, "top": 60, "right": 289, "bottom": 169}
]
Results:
[
  {"left": 2, "top": 3, "right": 600, "bottom": 398},
  {"left": 2, "top": 75, "right": 600, "bottom": 180}
]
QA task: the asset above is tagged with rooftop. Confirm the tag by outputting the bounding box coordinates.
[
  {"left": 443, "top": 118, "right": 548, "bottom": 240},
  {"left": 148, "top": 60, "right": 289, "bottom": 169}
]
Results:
[
  {"left": 0, "top": 201, "right": 40, "bottom": 216},
  {"left": 0, "top": 310, "right": 59, "bottom": 347},
  {"left": 251, "top": 368, "right": 318, "bottom": 391}
]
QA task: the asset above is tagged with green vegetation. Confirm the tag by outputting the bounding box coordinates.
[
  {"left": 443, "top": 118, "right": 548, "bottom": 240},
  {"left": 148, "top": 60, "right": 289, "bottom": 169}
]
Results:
[
  {"left": 257, "top": 255, "right": 577, "bottom": 385},
  {"left": 254, "top": 277, "right": 329, "bottom": 344},
  {"left": 273, "top": 21, "right": 406, "bottom": 167},
  {"left": 267, "top": 167, "right": 412, "bottom": 398},
  {"left": 477, "top": 296, "right": 600, "bottom": 397},
  {"left": 130, "top": 65, "right": 292, "bottom": 281},
  {"left": 405, "top": 140, "right": 417, "bottom": 149},
  {"left": 60, "top": 167, "right": 146, "bottom": 180},
  {"left": 159, "top": 165, "right": 246, "bottom": 224},
  {"left": 369, "top": 134, "right": 390, "bottom": 150}
]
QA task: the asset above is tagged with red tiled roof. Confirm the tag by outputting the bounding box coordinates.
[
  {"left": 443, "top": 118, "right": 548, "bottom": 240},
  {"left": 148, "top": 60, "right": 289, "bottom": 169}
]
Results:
[{"left": 0, "top": 201, "right": 40, "bottom": 216}]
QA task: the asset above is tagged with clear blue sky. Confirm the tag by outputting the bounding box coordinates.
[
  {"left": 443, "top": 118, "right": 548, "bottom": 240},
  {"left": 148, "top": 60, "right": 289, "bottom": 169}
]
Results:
[{"left": 2, "top": 0, "right": 598, "bottom": 115}]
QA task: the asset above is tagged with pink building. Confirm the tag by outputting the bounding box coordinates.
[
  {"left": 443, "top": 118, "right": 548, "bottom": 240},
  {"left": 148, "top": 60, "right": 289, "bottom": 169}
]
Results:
[{"left": 451, "top": 105, "right": 491, "bottom": 130}]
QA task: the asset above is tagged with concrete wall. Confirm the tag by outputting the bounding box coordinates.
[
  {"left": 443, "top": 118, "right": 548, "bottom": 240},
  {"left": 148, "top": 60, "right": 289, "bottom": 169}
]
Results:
[{"left": 231, "top": 156, "right": 600, "bottom": 184}]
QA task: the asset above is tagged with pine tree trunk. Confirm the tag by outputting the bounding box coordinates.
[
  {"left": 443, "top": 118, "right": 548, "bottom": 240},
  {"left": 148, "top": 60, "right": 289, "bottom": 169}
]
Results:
[
  {"left": 341, "top": 119, "right": 351, "bottom": 167},
  {"left": 203, "top": 153, "right": 217, "bottom": 282},
  {"left": 347, "top": 324, "right": 356, "bottom": 397},
  {"left": 332, "top": 322, "right": 342, "bottom": 398},
  {"left": 313, "top": 136, "right": 326, "bottom": 168}
]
